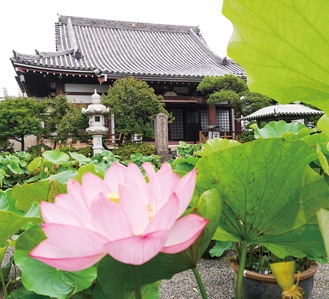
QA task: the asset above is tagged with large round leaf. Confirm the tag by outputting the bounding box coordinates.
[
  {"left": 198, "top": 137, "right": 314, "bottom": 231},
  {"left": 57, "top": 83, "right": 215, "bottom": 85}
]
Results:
[
  {"left": 317, "top": 208, "right": 329, "bottom": 258},
  {"left": 0, "top": 211, "right": 37, "bottom": 246},
  {"left": 195, "top": 138, "right": 329, "bottom": 259},
  {"left": 43, "top": 150, "right": 70, "bottom": 164},
  {"left": 222, "top": 0, "right": 329, "bottom": 114},
  {"left": 14, "top": 228, "right": 97, "bottom": 299},
  {"left": 12, "top": 180, "right": 66, "bottom": 213}
]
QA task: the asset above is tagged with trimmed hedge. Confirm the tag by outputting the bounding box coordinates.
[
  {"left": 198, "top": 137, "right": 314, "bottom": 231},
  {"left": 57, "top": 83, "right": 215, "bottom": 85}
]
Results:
[{"left": 112, "top": 143, "right": 157, "bottom": 160}]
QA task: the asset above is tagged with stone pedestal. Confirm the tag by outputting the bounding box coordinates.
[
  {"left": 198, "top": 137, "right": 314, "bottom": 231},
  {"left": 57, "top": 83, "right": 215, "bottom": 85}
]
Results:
[{"left": 92, "top": 135, "right": 104, "bottom": 155}]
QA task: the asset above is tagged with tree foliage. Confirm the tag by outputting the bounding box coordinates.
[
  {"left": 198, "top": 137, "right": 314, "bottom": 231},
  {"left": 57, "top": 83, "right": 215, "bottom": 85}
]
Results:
[
  {"left": 0, "top": 95, "right": 89, "bottom": 151},
  {"left": 58, "top": 104, "right": 89, "bottom": 143},
  {"left": 0, "top": 97, "right": 46, "bottom": 151},
  {"left": 43, "top": 94, "right": 89, "bottom": 146},
  {"left": 197, "top": 74, "right": 275, "bottom": 118},
  {"left": 103, "top": 77, "right": 170, "bottom": 140},
  {"left": 237, "top": 90, "right": 274, "bottom": 118},
  {"left": 207, "top": 90, "right": 240, "bottom": 105},
  {"left": 43, "top": 94, "right": 71, "bottom": 136},
  {"left": 197, "top": 74, "right": 247, "bottom": 95}
]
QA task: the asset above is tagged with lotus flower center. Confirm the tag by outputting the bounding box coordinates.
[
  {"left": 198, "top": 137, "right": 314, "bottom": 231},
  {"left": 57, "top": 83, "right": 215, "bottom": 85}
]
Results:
[{"left": 107, "top": 191, "right": 120, "bottom": 204}]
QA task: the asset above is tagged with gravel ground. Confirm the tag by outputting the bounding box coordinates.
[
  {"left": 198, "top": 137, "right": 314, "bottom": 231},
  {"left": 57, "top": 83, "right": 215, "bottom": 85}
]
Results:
[
  {"left": 159, "top": 255, "right": 329, "bottom": 299},
  {"left": 2, "top": 248, "right": 328, "bottom": 298}
]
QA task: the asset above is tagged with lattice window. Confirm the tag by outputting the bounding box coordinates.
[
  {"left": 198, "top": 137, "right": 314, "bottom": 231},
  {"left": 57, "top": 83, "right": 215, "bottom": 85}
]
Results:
[
  {"left": 200, "top": 109, "right": 208, "bottom": 131},
  {"left": 216, "top": 108, "right": 230, "bottom": 131},
  {"left": 169, "top": 109, "right": 184, "bottom": 140}
]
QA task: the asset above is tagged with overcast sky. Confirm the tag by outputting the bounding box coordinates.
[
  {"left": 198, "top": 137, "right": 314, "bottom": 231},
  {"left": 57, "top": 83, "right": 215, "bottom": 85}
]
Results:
[{"left": 0, "top": 0, "right": 233, "bottom": 97}]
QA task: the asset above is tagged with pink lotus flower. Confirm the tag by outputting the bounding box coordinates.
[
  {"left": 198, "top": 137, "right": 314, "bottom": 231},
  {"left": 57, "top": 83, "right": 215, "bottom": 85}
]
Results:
[{"left": 30, "top": 162, "right": 208, "bottom": 271}]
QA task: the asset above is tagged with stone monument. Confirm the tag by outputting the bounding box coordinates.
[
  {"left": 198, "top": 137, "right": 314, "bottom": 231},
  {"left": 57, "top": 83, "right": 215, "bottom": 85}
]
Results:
[
  {"left": 154, "top": 113, "right": 171, "bottom": 161},
  {"left": 81, "top": 90, "right": 109, "bottom": 155}
]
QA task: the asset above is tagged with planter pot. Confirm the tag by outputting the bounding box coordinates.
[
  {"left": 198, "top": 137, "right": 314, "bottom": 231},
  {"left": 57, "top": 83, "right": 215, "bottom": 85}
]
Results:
[{"left": 231, "top": 261, "right": 318, "bottom": 299}]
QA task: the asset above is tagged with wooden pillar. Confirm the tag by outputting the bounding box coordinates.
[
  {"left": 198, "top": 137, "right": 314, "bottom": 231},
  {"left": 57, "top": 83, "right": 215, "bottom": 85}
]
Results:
[
  {"left": 56, "top": 81, "right": 65, "bottom": 95},
  {"left": 207, "top": 104, "right": 216, "bottom": 125},
  {"left": 235, "top": 119, "right": 242, "bottom": 134}
]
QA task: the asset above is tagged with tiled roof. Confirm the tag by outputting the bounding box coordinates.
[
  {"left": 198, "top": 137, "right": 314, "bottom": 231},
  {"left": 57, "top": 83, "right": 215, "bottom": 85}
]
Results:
[
  {"left": 241, "top": 103, "right": 324, "bottom": 120},
  {"left": 12, "top": 15, "right": 245, "bottom": 81}
]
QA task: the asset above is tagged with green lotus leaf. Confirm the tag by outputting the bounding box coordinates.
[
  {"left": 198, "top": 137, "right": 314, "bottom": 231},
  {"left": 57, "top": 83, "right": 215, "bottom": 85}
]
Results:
[
  {"left": 74, "top": 163, "right": 104, "bottom": 184},
  {"left": 195, "top": 138, "right": 329, "bottom": 258},
  {"left": 0, "top": 190, "right": 9, "bottom": 210},
  {"left": 0, "top": 211, "right": 37, "bottom": 247},
  {"left": 170, "top": 156, "right": 199, "bottom": 176},
  {"left": 45, "top": 169, "right": 77, "bottom": 184},
  {"left": 69, "top": 152, "right": 92, "bottom": 165},
  {"left": 27, "top": 157, "right": 42, "bottom": 173},
  {"left": 252, "top": 120, "right": 311, "bottom": 140},
  {"left": 14, "top": 228, "right": 97, "bottom": 299},
  {"left": 16, "top": 151, "right": 31, "bottom": 160},
  {"left": 42, "top": 150, "right": 70, "bottom": 164},
  {"left": 12, "top": 180, "right": 66, "bottom": 213},
  {"left": 198, "top": 137, "right": 240, "bottom": 157},
  {"left": 7, "top": 161, "right": 23, "bottom": 174},
  {"left": 209, "top": 240, "right": 233, "bottom": 258},
  {"left": 317, "top": 208, "right": 329, "bottom": 258},
  {"left": 317, "top": 114, "right": 329, "bottom": 137},
  {"left": 9, "top": 288, "right": 49, "bottom": 298},
  {"left": 222, "top": 0, "right": 329, "bottom": 113}
]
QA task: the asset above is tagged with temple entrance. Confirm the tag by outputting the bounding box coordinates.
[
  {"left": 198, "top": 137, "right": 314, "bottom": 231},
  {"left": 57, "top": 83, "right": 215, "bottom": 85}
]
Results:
[
  {"left": 185, "top": 109, "right": 200, "bottom": 141},
  {"left": 168, "top": 107, "right": 201, "bottom": 142}
]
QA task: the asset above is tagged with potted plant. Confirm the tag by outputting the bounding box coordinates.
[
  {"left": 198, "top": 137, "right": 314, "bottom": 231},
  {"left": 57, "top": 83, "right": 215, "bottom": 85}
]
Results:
[
  {"left": 231, "top": 121, "right": 328, "bottom": 298},
  {"left": 230, "top": 245, "right": 318, "bottom": 298},
  {"left": 192, "top": 132, "right": 329, "bottom": 299}
]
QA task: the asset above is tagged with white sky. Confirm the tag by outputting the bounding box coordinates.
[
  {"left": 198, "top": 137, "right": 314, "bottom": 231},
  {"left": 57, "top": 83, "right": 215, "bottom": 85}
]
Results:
[{"left": 0, "top": 0, "right": 233, "bottom": 97}]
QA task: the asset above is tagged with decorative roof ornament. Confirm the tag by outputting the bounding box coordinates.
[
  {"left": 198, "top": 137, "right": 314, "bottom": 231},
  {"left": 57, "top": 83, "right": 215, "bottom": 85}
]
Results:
[
  {"left": 67, "top": 17, "right": 83, "bottom": 60},
  {"left": 91, "top": 90, "right": 101, "bottom": 104}
]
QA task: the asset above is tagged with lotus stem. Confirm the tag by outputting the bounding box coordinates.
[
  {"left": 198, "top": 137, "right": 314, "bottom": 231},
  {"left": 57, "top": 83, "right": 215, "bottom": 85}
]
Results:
[
  {"left": 236, "top": 241, "right": 248, "bottom": 299},
  {"left": 192, "top": 266, "right": 208, "bottom": 299},
  {"left": 131, "top": 265, "right": 142, "bottom": 299},
  {"left": 0, "top": 270, "right": 8, "bottom": 299}
]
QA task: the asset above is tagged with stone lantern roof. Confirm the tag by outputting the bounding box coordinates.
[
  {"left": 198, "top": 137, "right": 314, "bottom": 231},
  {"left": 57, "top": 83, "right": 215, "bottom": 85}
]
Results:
[{"left": 81, "top": 90, "right": 109, "bottom": 115}]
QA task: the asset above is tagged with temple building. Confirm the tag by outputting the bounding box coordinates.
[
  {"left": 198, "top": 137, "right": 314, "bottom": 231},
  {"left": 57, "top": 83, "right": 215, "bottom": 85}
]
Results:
[{"left": 11, "top": 15, "right": 245, "bottom": 142}]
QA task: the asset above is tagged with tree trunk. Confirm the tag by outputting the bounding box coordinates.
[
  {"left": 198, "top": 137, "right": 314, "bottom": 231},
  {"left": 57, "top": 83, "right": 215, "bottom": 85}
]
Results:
[{"left": 20, "top": 135, "right": 25, "bottom": 151}]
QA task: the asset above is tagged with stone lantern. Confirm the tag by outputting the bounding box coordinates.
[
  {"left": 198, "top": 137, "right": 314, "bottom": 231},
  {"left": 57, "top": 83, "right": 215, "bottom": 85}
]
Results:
[{"left": 81, "top": 90, "right": 109, "bottom": 155}]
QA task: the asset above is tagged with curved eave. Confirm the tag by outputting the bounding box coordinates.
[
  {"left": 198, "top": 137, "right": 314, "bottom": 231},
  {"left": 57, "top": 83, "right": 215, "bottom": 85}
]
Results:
[
  {"left": 12, "top": 62, "right": 94, "bottom": 75},
  {"left": 13, "top": 62, "right": 209, "bottom": 83},
  {"left": 241, "top": 112, "right": 324, "bottom": 121}
]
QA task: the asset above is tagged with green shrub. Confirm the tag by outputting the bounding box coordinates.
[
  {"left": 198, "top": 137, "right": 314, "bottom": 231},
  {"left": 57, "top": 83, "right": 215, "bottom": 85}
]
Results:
[
  {"left": 112, "top": 143, "right": 157, "bottom": 161},
  {"left": 238, "top": 130, "right": 255, "bottom": 143},
  {"left": 129, "top": 152, "right": 162, "bottom": 169},
  {"left": 176, "top": 141, "right": 203, "bottom": 158},
  {"left": 0, "top": 138, "right": 13, "bottom": 153},
  {"left": 57, "top": 146, "right": 77, "bottom": 153},
  {"left": 27, "top": 144, "right": 52, "bottom": 159},
  {"left": 76, "top": 146, "right": 93, "bottom": 157}
]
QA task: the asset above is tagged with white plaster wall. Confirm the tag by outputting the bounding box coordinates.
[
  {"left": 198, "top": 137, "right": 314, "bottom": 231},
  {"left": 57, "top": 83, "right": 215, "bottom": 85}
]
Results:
[{"left": 11, "top": 135, "right": 38, "bottom": 151}]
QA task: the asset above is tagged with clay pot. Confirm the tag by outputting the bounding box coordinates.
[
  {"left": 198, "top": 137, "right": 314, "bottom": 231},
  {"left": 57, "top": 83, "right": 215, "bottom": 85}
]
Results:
[{"left": 230, "top": 260, "right": 318, "bottom": 299}]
